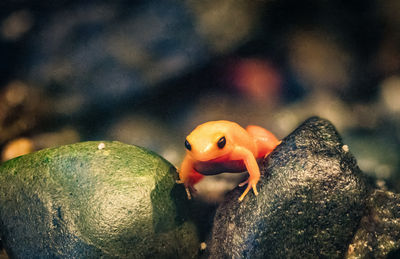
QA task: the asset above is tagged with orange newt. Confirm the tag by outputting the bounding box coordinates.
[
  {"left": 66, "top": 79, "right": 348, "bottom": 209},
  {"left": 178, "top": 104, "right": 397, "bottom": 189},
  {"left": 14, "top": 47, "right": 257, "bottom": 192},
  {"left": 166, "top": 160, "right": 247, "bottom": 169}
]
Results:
[{"left": 178, "top": 120, "right": 280, "bottom": 201}]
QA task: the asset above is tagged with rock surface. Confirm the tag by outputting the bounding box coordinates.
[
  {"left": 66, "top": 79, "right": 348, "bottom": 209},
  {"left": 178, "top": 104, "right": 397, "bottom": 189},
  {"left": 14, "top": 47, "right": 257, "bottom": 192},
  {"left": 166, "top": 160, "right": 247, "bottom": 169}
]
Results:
[
  {"left": 346, "top": 189, "right": 400, "bottom": 258},
  {"left": 0, "top": 141, "right": 199, "bottom": 258},
  {"left": 208, "top": 117, "right": 371, "bottom": 258}
]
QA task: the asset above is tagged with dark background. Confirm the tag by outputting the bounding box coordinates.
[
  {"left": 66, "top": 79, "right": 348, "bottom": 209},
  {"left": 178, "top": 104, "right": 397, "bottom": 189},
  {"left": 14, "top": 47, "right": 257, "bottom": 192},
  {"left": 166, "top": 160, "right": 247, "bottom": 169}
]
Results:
[{"left": 0, "top": 0, "right": 399, "bottom": 199}]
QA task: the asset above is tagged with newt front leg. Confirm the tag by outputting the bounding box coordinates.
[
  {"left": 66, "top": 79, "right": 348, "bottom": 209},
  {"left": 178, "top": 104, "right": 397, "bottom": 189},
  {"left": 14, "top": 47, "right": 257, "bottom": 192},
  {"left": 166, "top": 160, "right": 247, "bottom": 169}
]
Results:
[
  {"left": 235, "top": 147, "right": 260, "bottom": 202},
  {"left": 178, "top": 155, "right": 204, "bottom": 199}
]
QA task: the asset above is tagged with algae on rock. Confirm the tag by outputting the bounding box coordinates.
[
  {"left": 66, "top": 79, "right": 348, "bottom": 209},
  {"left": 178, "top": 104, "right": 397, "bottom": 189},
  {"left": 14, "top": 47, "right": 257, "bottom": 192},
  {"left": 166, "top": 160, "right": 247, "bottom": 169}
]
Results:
[{"left": 0, "top": 141, "right": 199, "bottom": 258}]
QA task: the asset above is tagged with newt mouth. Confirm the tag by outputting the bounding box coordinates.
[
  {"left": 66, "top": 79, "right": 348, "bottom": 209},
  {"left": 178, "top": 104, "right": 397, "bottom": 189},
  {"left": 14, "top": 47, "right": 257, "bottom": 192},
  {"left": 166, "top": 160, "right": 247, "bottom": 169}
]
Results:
[
  {"left": 194, "top": 157, "right": 264, "bottom": 175},
  {"left": 194, "top": 160, "right": 247, "bottom": 175}
]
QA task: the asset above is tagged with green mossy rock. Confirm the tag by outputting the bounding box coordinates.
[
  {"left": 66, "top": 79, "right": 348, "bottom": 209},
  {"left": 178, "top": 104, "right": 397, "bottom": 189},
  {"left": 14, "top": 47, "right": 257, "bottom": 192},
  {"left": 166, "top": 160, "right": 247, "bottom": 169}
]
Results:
[{"left": 0, "top": 141, "right": 199, "bottom": 258}]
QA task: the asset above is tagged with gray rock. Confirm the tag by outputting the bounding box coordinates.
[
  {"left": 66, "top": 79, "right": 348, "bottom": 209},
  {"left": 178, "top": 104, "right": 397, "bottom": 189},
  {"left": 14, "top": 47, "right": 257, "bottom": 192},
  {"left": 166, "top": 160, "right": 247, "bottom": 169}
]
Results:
[
  {"left": 346, "top": 189, "right": 400, "bottom": 258},
  {"left": 208, "top": 117, "right": 371, "bottom": 258},
  {"left": 27, "top": 1, "right": 210, "bottom": 115}
]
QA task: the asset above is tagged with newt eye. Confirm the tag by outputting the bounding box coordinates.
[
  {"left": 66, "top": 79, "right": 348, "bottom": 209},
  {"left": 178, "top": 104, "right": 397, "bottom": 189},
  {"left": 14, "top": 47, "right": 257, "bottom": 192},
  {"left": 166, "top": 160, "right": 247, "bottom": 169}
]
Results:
[
  {"left": 217, "top": 136, "right": 226, "bottom": 149},
  {"left": 185, "top": 139, "right": 191, "bottom": 151}
]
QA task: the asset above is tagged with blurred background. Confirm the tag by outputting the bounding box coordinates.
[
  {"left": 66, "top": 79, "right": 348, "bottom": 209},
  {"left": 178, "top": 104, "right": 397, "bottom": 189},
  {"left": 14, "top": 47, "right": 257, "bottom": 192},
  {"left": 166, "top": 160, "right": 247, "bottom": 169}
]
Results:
[{"left": 0, "top": 0, "right": 400, "bottom": 203}]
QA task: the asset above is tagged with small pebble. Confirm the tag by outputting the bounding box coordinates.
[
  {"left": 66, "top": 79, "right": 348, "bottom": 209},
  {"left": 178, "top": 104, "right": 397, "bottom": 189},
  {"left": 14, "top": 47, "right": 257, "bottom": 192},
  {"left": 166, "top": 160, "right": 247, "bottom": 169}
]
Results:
[
  {"left": 200, "top": 242, "right": 207, "bottom": 250},
  {"left": 342, "top": 145, "right": 349, "bottom": 152},
  {"left": 98, "top": 143, "right": 105, "bottom": 150}
]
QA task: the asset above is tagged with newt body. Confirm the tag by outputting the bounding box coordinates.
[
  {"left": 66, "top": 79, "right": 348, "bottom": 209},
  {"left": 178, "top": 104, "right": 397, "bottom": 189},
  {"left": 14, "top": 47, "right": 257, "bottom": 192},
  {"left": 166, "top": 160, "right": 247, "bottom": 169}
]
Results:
[{"left": 179, "top": 120, "right": 280, "bottom": 201}]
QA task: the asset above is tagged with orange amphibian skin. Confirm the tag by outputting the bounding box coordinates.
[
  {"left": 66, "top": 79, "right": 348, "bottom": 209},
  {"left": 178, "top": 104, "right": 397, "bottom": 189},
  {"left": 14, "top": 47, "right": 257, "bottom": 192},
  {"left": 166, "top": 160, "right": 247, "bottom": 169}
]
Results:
[{"left": 178, "top": 120, "right": 280, "bottom": 201}]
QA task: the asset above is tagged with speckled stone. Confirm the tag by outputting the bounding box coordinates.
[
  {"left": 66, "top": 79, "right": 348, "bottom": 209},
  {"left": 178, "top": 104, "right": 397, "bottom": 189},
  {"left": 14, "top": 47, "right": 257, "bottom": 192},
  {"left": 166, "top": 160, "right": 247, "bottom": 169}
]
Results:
[
  {"left": 346, "top": 189, "right": 400, "bottom": 258},
  {"left": 208, "top": 117, "right": 371, "bottom": 258},
  {"left": 0, "top": 141, "right": 199, "bottom": 258}
]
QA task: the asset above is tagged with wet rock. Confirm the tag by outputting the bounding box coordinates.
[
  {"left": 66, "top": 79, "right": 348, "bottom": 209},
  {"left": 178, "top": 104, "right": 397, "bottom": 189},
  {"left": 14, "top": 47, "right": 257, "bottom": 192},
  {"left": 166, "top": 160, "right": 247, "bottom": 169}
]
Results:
[
  {"left": 208, "top": 117, "right": 371, "bottom": 258},
  {"left": 186, "top": 0, "right": 263, "bottom": 53},
  {"left": 0, "top": 81, "right": 46, "bottom": 145},
  {"left": 288, "top": 31, "right": 352, "bottom": 93},
  {"left": 0, "top": 141, "right": 199, "bottom": 258},
  {"left": 27, "top": 1, "right": 210, "bottom": 115},
  {"left": 346, "top": 189, "right": 400, "bottom": 258}
]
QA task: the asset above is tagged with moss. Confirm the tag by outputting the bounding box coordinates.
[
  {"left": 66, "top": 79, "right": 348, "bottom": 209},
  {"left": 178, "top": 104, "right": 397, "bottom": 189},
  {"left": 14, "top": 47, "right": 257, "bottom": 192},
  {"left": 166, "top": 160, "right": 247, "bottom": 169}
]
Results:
[{"left": 0, "top": 141, "right": 199, "bottom": 258}]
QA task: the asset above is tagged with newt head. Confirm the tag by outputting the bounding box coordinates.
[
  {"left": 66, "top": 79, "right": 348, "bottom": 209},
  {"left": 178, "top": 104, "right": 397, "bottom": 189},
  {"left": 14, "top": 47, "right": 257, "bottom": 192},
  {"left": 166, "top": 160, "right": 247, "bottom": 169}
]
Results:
[{"left": 184, "top": 121, "right": 236, "bottom": 162}]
